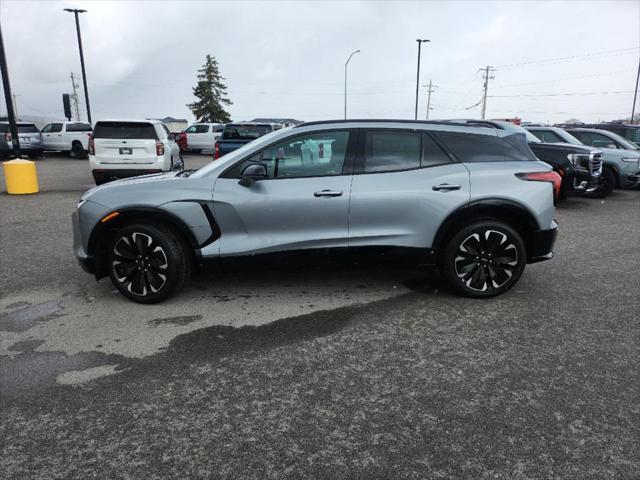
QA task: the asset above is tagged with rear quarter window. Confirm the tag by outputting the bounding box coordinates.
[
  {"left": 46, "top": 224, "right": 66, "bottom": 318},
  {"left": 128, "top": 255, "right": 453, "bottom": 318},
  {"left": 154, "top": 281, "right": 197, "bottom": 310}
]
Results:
[
  {"left": 66, "top": 123, "right": 92, "bottom": 132},
  {"left": 435, "top": 132, "right": 534, "bottom": 162},
  {"left": 93, "top": 122, "right": 158, "bottom": 140}
]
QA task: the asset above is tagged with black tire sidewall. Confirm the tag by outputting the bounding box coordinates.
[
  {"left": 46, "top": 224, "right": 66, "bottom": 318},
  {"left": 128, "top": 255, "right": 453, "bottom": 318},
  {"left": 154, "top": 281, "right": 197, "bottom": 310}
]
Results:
[
  {"left": 589, "top": 168, "right": 616, "bottom": 198},
  {"left": 107, "top": 223, "right": 191, "bottom": 304},
  {"left": 440, "top": 220, "right": 526, "bottom": 298}
]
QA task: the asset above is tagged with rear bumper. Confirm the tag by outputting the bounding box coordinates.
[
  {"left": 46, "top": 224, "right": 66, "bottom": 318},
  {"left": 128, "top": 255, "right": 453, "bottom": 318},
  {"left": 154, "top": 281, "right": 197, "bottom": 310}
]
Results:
[
  {"left": 92, "top": 168, "right": 162, "bottom": 183},
  {"left": 527, "top": 220, "right": 558, "bottom": 264}
]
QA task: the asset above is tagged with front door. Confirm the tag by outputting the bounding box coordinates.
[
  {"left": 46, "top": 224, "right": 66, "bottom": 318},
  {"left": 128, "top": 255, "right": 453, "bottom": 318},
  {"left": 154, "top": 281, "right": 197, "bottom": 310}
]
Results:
[
  {"left": 348, "top": 129, "right": 471, "bottom": 250},
  {"left": 42, "top": 123, "right": 64, "bottom": 150},
  {"left": 212, "top": 129, "right": 355, "bottom": 256}
]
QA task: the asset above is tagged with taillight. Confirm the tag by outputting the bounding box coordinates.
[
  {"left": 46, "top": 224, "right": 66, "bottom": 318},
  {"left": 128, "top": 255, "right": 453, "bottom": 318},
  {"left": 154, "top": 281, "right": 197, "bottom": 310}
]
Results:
[
  {"left": 88, "top": 134, "right": 95, "bottom": 155},
  {"left": 214, "top": 142, "right": 220, "bottom": 159},
  {"left": 516, "top": 171, "right": 562, "bottom": 200},
  {"left": 156, "top": 140, "right": 165, "bottom": 156}
]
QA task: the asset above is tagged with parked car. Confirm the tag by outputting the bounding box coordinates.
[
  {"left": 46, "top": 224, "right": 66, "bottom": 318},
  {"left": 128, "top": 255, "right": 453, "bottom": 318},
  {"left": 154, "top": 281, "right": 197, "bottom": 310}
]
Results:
[
  {"left": 0, "top": 122, "right": 44, "bottom": 159},
  {"left": 89, "top": 119, "right": 183, "bottom": 185},
  {"left": 73, "top": 119, "right": 559, "bottom": 303},
  {"left": 527, "top": 126, "right": 640, "bottom": 195},
  {"left": 41, "top": 121, "right": 92, "bottom": 159},
  {"left": 183, "top": 123, "right": 224, "bottom": 153},
  {"left": 558, "top": 122, "right": 640, "bottom": 147},
  {"left": 445, "top": 120, "right": 603, "bottom": 198},
  {"left": 214, "top": 122, "right": 276, "bottom": 159}
]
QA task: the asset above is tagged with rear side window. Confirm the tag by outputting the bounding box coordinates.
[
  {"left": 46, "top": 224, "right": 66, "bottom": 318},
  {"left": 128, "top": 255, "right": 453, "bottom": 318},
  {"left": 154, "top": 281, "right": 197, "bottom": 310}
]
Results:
[
  {"left": 93, "top": 122, "right": 158, "bottom": 140},
  {"left": 66, "top": 123, "right": 92, "bottom": 132},
  {"left": 435, "top": 132, "right": 534, "bottom": 162},
  {"left": 422, "top": 133, "right": 452, "bottom": 167},
  {"left": 17, "top": 124, "right": 39, "bottom": 133},
  {"left": 364, "top": 131, "right": 421, "bottom": 173}
]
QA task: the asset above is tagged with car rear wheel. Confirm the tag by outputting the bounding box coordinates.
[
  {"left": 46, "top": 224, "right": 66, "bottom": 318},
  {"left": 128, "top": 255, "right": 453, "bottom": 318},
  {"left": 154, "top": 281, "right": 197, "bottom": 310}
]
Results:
[
  {"left": 586, "top": 167, "right": 615, "bottom": 198},
  {"left": 72, "top": 141, "right": 88, "bottom": 160},
  {"left": 107, "top": 223, "right": 192, "bottom": 304},
  {"left": 440, "top": 221, "right": 526, "bottom": 298}
]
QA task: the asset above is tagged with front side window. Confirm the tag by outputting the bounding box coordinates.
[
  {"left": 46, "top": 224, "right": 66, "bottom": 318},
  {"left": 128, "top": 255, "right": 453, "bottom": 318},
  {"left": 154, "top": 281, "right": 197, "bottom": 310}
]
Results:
[
  {"left": 364, "top": 131, "right": 421, "bottom": 173},
  {"left": 535, "top": 130, "right": 564, "bottom": 143},
  {"left": 435, "top": 132, "right": 533, "bottom": 162},
  {"left": 49, "top": 123, "right": 63, "bottom": 133},
  {"left": 194, "top": 125, "right": 209, "bottom": 134},
  {"left": 227, "top": 131, "right": 350, "bottom": 179},
  {"left": 581, "top": 132, "right": 617, "bottom": 149},
  {"left": 41, "top": 124, "right": 53, "bottom": 133},
  {"left": 185, "top": 125, "right": 197, "bottom": 133}
]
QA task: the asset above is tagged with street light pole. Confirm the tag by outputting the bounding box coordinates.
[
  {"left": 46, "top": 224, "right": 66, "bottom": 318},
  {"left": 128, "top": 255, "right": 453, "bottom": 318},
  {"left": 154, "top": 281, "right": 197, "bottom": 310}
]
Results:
[
  {"left": 64, "top": 8, "right": 91, "bottom": 124},
  {"left": 0, "top": 20, "right": 20, "bottom": 157},
  {"left": 631, "top": 56, "right": 640, "bottom": 125},
  {"left": 344, "top": 49, "right": 360, "bottom": 119},
  {"left": 414, "top": 39, "right": 430, "bottom": 120}
]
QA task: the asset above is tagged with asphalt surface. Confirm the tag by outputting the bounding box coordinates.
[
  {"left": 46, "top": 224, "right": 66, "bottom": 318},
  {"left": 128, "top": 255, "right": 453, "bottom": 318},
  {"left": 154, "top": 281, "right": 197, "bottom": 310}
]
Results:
[{"left": 1, "top": 154, "right": 639, "bottom": 479}]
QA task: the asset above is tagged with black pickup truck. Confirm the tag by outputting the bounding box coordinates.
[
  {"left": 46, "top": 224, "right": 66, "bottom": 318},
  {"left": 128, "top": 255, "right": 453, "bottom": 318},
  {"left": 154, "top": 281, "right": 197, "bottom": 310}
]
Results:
[
  {"left": 446, "top": 120, "right": 604, "bottom": 199},
  {"left": 214, "top": 123, "right": 276, "bottom": 159}
]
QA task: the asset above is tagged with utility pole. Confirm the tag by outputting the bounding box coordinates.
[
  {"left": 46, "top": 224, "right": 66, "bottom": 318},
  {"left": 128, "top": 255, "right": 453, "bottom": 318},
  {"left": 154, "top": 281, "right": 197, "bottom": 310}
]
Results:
[
  {"left": 631, "top": 57, "right": 640, "bottom": 125},
  {"left": 0, "top": 20, "right": 20, "bottom": 157},
  {"left": 64, "top": 8, "right": 91, "bottom": 123},
  {"left": 414, "top": 39, "right": 430, "bottom": 120},
  {"left": 12, "top": 93, "right": 18, "bottom": 118},
  {"left": 70, "top": 72, "right": 81, "bottom": 120},
  {"left": 480, "top": 65, "right": 496, "bottom": 119},
  {"left": 424, "top": 80, "right": 438, "bottom": 120}
]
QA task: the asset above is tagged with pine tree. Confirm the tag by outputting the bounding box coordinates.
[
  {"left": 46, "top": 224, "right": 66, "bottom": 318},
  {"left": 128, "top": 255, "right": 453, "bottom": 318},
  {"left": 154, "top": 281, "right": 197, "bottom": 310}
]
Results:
[{"left": 187, "top": 55, "right": 232, "bottom": 123}]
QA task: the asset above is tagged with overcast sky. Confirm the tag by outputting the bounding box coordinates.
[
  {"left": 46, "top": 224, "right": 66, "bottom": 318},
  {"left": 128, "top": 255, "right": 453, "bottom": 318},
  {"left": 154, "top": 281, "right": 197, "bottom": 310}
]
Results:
[{"left": 1, "top": 0, "right": 639, "bottom": 125}]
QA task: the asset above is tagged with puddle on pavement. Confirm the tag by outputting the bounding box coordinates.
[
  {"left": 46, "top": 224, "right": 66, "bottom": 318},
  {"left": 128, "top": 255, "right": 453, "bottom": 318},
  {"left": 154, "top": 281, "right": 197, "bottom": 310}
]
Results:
[{"left": 0, "top": 300, "right": 65, "bottom": 332}]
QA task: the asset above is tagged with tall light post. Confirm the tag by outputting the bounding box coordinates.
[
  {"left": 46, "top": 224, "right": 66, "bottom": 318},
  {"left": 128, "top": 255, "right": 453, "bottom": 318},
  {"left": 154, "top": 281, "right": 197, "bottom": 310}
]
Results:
[
  {"left": 64, "top": 8, "right": 91, "bottom": 123},
  {"left": 414, "top": 39, "right": 430, "bottom": 120},
  {"left": 631, "top": 57, "right": 640, "bottom": 125},
  {"left": 344, "top": 49, "right": 360, "bottom": 119}
]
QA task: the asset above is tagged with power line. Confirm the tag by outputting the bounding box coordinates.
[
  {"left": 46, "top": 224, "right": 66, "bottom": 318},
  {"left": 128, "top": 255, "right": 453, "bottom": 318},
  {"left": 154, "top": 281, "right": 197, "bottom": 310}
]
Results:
[
  {"left": 496, "top": 47, "right": 639, "bottom": 69},
  {"left": 489, "top": 90, "right": 634, "bottom": 98}
]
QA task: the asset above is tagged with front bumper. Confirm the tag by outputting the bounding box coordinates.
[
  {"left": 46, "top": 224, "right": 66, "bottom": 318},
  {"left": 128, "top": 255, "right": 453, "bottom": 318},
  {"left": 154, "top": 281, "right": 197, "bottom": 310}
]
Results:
[
  {"left": 527, "top": 220, "right": 558, "bottom": 264},
  {"left": 622, "top": 171, "right": 640, "bottom": 188},
  {"left": 72, "top": 211, "right": 95, "bottom": 274},
  {"left": 92, "top": 168, "right": 163, "bottom": 184}
]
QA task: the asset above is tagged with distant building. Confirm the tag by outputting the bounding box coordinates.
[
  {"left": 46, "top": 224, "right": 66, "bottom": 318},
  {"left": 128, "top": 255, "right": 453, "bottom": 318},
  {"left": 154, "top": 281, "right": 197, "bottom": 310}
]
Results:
[
  {"left": 251, "top": 118, "right": 303, "bottom": 128},
  {"left": 149, "top": 116, "right": 189, "bottom": 132}
]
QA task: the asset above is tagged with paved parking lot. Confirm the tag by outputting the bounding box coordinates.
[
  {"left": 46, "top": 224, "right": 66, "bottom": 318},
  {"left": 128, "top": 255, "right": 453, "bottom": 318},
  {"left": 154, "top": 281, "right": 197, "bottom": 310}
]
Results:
[{"left": 1, "top": 154, "right": 639, "bottom": 479}]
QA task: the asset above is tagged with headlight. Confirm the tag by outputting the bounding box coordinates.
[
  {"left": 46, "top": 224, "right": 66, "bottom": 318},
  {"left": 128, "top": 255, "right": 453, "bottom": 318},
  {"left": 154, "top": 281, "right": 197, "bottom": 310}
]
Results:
[{"left": 566, "top": 153, "right": 589, "bottom": 171}]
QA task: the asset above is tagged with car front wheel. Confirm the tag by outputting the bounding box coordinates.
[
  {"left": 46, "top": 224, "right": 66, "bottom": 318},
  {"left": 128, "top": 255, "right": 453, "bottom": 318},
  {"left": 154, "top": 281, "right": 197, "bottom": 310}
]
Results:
[
  {"left": 440, "top": 221, "right": 526, "bottom": 298},
  {"left": 107, "top": 223, "right": 191, "bottom": 303}
]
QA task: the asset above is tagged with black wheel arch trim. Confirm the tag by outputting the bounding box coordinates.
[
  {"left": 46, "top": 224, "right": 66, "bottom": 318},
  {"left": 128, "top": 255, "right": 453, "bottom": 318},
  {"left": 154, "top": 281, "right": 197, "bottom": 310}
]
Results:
[
  {"left": 87, "top": 202, "right": 221, "bottom": 278},
  {"left": 432, "top": 198, "right": 542, "bottom": 260}
]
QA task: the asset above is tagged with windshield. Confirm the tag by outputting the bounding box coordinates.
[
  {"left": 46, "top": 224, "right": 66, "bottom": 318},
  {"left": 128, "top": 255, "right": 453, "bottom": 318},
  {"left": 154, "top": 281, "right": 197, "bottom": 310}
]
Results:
[
  {"left": 494, "top": 121, "right": 541, "bottom": 143},
  {"left": 625, "top": 128, "right": 640, "bottom": 143},
  {"left": 222, "top": 125, "right": 272, "bottom": 140}
]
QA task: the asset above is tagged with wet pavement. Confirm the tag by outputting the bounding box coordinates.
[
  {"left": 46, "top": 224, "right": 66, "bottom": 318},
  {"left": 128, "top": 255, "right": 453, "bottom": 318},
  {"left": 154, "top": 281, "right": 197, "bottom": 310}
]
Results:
[{"left": 1, "top": 155, "right": 639, "bottom": 478}]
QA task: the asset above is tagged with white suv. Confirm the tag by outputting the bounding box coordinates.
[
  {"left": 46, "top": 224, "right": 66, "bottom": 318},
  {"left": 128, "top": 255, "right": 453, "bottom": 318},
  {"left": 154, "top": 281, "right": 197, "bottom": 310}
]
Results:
[
  {"left": 41, "top": 121, "right": 92, "bottom": 159},
  {"left": 89, "top": 119, "right": 183, "bottom": 185},
  {"left": 184, "top": 123, "right": 224, "bottom": 152}
]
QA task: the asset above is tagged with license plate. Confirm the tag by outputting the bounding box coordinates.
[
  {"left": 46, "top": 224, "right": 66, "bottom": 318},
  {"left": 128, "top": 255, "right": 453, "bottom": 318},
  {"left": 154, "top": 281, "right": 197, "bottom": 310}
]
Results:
[
  {"left": 119, "top": 147, "right": 132, "bottom": 155},
  {"left": 20, "top": 137, "right": 30, "bottom": 143}
]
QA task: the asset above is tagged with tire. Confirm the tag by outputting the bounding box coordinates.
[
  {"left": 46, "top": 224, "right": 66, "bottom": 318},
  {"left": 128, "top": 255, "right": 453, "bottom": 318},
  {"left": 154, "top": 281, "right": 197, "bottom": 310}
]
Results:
[
  {"left": 107, "top": 223, "right": 192, "bottom": 304},
  {"left": 586, "top": 168, "right": 615, "bottom": 198},
  {"left": 72, "top": 141, "right": 88, "bottom": 160},
  {"left": 440, "top": 220, "right": 526, "bottom": 299}
]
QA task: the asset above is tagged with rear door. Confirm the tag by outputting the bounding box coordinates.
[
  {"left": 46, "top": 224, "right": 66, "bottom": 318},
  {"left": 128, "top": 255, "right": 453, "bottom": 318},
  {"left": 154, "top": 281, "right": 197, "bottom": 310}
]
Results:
[
  {"left": 92, "top": 121, "right": 158, "bottom": 164},
  {"left": 348, "top": 129, "right": 470, "bottom": 249},
  {"left": 212, "top": 129, "right": 355, "bottom": 256}
]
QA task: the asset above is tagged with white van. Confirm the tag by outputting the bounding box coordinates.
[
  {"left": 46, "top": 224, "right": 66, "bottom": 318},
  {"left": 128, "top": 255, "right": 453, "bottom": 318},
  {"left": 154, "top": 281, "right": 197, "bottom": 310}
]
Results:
[{"left": 89, "top": 119, "right": 182, "bottom": 185}]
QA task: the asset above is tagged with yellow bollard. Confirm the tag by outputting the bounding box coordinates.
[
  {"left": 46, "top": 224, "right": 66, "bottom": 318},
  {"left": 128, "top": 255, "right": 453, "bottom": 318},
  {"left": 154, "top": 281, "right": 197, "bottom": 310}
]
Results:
[{"left": 3, "top": 159, "right": 39, "bottom": 194}]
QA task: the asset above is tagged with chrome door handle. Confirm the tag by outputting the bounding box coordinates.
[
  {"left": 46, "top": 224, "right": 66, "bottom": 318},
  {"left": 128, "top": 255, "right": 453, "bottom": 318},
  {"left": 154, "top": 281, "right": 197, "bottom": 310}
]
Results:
[
  {"left": 432, "top": 183, "right": 461, "bottom": 192},
  {"left": 314, "top": 190, "right": 343, "bottom": 197}
]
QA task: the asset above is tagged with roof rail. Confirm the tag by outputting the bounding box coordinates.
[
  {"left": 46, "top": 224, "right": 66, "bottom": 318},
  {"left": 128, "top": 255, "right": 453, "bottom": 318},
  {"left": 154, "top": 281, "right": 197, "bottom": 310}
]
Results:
[{"left": 293, "top": 119, "right": 489, "bottom": 128}]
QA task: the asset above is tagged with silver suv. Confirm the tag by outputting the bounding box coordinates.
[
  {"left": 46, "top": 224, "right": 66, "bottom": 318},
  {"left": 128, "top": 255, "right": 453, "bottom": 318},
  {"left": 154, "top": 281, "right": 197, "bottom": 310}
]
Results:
[{"left": 72, "top": 120, "right": 559, "bottom": 303}]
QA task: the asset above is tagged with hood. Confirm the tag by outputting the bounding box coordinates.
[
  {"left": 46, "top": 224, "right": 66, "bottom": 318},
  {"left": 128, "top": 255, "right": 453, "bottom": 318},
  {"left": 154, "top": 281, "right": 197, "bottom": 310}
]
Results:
[{"left": 530, "top": 141, "right": 599, "bottom": 155}]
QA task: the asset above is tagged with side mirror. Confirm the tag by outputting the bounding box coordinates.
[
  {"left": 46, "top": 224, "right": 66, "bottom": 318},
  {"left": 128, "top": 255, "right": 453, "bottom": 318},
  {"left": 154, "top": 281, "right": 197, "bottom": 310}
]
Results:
[{"left": 239, "top": 163, "right": 268, "bottom": 187}]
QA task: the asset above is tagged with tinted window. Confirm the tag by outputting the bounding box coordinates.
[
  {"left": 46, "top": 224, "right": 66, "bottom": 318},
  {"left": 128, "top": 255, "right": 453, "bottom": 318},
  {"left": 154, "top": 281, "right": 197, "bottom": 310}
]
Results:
[
  {"left": 49, "top": 123, "right": 63, "bottom": 133},
  {"left": 185, "top": 125, "right": 197, "bottom": 133},
  {"left": 568, "top": 130, "right": 583, "bottom": 141},
  {"left": 213, "top": 127, "right": 224, "bottom": 133},
  {"left": 436, "top": 132, "right": 533, "bottom": 162},
  {"left": 66, "top": 123, "right": 92, "bottom": 132},
  {"left": 93, "top": 122, "right": 158, "bottom": 140},
  {"left": 365, "top": 131, "right": 421, "bottom": 173},
  {"left": 625, "top": 128, "right": 640, "bottom": 143},
  {"left": 227, "top": 131, "right": 350, "bottom": 179},
  {"left": 17, "top": 124, "right": 39, "bottom": 133},
  {"left": 223, "top": 125, "right": 272, "bottom": 140},
  {"left": 533, "top": 130, "right": 564, "bottom": 143},
  {"left": 0, "top": 124, "right": 7, "bottom": 133},
  {"left": 422, "top": 133, "right": 452, "bottom": 167},
  {"left": 579, "top": 132, "right": 618, "bottom": 149},
  {"left": 194, "top": 125, "right": 209, "bottom": 133}
]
